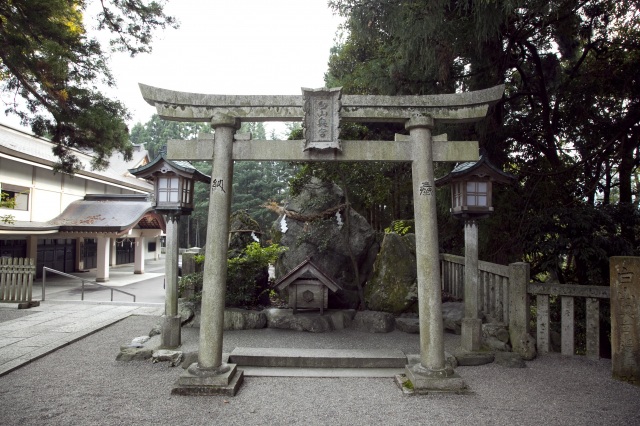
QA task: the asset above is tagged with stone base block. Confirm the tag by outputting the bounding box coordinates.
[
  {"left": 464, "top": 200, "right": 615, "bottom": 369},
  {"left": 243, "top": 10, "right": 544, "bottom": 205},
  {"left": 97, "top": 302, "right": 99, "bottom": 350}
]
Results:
[
  {"left": 453, "top": 348, "right": 495, "bottom": 366},
  {"left": 229, "top": 347, "right": 406, "bottom": 368},
  {"left": 172, "top": 363, "right": 244, "bottom": 396},
  {"left": 404, "top": 364, "right": 467, "bottom": 394},
  {"left": 17, "top": 301, "right": 40, "bottom": 309},
  {"left": 395, "top": 317, "right": 420, "bottom": 334},
  {"left": 161, "top": 315, "right": 182, "bottom": 349},
  {"left": 461, "top": 318, "right": 482, "bottom": 352}
]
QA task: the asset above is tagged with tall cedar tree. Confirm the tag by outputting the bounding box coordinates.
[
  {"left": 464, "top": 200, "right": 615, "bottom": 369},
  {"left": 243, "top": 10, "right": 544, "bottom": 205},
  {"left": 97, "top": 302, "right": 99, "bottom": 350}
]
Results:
[{"left": 327, "top": 0, "right": 640, "bottom": 284}]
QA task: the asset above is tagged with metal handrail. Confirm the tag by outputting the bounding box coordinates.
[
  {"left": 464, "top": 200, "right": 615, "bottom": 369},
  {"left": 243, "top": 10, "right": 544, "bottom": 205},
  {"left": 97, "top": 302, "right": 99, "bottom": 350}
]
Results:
[{"left": 41, "top": 267, "right": 136, "bottom": 302}]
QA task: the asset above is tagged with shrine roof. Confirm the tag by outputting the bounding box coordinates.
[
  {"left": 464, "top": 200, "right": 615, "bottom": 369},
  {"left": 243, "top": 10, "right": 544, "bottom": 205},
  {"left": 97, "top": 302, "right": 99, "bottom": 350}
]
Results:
[{"left": 275, "top": 258, "right": 342, "bottom": 292}]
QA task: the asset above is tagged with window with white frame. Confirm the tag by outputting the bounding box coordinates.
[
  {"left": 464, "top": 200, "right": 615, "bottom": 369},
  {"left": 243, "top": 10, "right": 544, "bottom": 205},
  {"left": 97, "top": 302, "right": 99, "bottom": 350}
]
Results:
[
  {"left": 157, "top": 176, "right": 179, "bottom": 203},
  {"left": 0, "top": 184, "right": 30, "bottom": 211},
  {"left": 466, "top": 181, "right": 488, "bottom": 207}
]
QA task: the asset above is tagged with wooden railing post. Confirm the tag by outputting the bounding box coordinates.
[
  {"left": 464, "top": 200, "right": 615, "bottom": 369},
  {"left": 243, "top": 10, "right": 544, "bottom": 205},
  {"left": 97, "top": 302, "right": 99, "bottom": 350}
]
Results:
[
  {"left": 536, "top": 294, "right": 550, "bottom": 354},
  {"left": 561, "top": 296, "right": 575, "bottom": 355},
  {"left": 585, "top": 297, "right": 600, "bottom": 359},
  {"left": 509, "top": 262, "right": 531, "bottom": 356}
]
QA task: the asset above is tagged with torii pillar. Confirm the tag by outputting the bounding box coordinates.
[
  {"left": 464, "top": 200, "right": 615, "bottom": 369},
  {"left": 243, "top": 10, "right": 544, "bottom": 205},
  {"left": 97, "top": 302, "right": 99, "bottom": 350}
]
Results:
[
  {"left": 139, "top": 83, "right": 504, "bottom": 395},
  {"left": 173, "top": 115, "right": 243, "bottom": 395},
  {"left": 406, "top": 116, "right": 465, "bottom": 390}
]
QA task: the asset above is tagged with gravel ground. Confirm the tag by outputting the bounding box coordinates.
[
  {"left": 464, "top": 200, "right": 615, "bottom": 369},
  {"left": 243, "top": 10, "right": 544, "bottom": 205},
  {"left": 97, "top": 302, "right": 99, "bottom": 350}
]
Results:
[
  {"left": 0, "top": 308, "right": 36, "bottom": 323},
  {"left": 1, "top": 314, "right": 639, "bottom": 426}
]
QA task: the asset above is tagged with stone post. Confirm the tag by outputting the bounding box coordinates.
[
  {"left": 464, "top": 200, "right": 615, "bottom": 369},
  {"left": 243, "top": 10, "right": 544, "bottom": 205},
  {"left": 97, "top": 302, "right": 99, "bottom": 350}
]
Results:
[
  {"left": 508, "top": 262, "right": 531, "bottom": 356},
  {"left": 26, "top": 235, "right": 38, "bottom": 264},
  {"left": 75, "top": 237, "right": 84, "bottom": 271},
  {"left": 96, "top": 236, "right": 110, "bottom": 282},
  {"left": 461, "top": 219, "right": 482, "bottom": 352},
  {"left": 134, "top": 235, "right": 145, "bottom": 274},
  {"left": 404, "top": 116, "right": 465, "bottom": 392},
  {"left": 161, "top": 216, "right": 181, "bottom": 348},
  {"left": 173, "top": 114, "right": 244, "bottom": 396},
  {"left": 109, "top": 238, "right": 117, "bottom": 267},
  {"left": 610, "top": 256, "right": 640, "bottom": 385}
]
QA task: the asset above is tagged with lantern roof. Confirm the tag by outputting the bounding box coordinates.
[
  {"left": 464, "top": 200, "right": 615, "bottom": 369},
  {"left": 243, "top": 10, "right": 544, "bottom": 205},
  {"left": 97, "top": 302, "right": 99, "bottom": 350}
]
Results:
[
  {"left": 435, "top": 151, "right": 515, "bottom": 187},
  {"left": 128, "top": 152, "right": 211, "bottom": 184}
]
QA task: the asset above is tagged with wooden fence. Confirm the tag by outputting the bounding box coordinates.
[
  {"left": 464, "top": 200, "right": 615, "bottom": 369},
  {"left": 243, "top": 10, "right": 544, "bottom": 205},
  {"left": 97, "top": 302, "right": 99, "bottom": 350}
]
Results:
[
  {"left": 529, "top": 282, "right": 609, "bottom": 358},
  {"left": 439, "top": 254, "right": 611, "bottom": 358},
  {"left": 440, "top": 254, "right": 510, "bottom": 324},
  {"left": 0, "top": 257, "right": 36, "bottom": 303}
]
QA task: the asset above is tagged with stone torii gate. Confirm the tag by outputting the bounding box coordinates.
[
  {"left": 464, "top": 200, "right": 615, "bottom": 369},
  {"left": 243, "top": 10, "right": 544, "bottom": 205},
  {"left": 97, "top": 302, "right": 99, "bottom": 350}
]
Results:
[{"left": 139, "top": 83, "right": 504, "bottom": 395}]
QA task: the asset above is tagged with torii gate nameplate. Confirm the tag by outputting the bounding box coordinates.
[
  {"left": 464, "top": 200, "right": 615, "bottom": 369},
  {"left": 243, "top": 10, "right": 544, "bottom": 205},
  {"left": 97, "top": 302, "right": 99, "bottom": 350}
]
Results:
[
  {"left": 302, "top": 87, "right": 342, "bottom": 151},
  {"left": 139, "top": 83, "right": 504, "bottom": 395}
]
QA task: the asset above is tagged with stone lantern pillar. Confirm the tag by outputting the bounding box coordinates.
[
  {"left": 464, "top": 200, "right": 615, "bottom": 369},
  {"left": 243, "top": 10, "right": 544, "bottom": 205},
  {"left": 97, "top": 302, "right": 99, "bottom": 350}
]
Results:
[
  {"left": 129, "top": 150, "right": 211, "bottom": 349},
  {"left": 436, "top": 153, "right": 515, "bottom": 358}
]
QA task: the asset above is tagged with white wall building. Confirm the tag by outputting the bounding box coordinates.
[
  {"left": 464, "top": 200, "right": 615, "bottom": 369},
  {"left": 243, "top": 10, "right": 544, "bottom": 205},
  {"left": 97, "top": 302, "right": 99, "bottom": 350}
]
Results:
[{"left": 0, "top": 124, "right": 165, "bottom": 280}]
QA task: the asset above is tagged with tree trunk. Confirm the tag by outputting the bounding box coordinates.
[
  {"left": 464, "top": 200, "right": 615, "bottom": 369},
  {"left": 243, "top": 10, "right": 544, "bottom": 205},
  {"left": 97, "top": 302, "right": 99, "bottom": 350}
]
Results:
[{"left": 338, "top": 170, "right": 366, "bottom": 310}]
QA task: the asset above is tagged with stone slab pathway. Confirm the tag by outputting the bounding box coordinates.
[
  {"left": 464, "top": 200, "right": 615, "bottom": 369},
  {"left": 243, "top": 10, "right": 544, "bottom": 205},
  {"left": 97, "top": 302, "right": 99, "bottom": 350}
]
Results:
[{"left": 0, "top": 301, "right": 162, "bottom": 376}]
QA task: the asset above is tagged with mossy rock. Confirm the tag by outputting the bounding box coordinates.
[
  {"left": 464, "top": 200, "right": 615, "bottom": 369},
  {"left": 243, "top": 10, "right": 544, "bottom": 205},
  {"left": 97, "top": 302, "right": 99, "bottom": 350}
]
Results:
[{"left": 365, "top": 232, "right": 418, "bottom": 314}]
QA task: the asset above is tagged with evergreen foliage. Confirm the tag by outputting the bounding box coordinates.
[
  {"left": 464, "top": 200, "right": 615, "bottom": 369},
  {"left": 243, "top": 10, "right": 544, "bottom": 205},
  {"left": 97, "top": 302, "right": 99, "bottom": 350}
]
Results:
[
  {"left": 130, "top": 117, "right": 296, "bottom": 245},
  {"left": 226, "top": 242, "right": 286, "bottom": 307},
  {"left": 0, "top": 0, "right": 177, "bottom": 173},
  {"left": 179, "top": 242, "right": 287, "bottom": 308},
  {"left": 324, "top": 0, "right": 640, "bottom": 285},
  {"left": 129, "top": 115, "right": 209, "bottom": 159},
  {"left": 0, "top": 191, "right": 16, "bottom": 224}
]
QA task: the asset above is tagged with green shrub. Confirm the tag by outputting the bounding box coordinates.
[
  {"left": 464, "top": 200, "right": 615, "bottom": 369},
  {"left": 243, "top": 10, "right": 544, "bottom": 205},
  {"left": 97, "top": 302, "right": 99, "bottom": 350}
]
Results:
[
  {"left": 179, "top": 242, "right": 287, "bottom": 307},
  {"left": 384, "top": 220, "right": 415, "bottom": 235},
  {"left": 226, "top": 242, "right": 287, "bottom": 307},
  {"left": 178, "top": 271, "right": 203, "bottom": 302}
]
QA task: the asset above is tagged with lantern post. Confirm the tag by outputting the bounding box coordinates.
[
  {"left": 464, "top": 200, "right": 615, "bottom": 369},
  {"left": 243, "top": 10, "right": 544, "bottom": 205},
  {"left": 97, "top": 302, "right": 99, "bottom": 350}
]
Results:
[
  {"left": 436, "top": 153, "right": 515, "bottom": 356},
  {"left": 129, "top": 151, "right": 210, "bottom": 348}
]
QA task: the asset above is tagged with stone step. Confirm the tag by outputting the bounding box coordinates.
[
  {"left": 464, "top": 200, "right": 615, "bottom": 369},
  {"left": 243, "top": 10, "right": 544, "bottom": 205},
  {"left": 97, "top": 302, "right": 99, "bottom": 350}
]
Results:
[
  {"left": 240, "top": 367, "right": 404, "bottom": 378},
  {"left": 228, "top": 347, "right": 408, "bottom": 369}
]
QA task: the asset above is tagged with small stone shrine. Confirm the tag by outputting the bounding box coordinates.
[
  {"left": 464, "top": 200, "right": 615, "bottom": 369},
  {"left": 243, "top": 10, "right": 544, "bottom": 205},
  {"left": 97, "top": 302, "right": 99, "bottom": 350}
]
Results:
[{"left": 275, "top": 258, "right": 342, "bottom": 315}]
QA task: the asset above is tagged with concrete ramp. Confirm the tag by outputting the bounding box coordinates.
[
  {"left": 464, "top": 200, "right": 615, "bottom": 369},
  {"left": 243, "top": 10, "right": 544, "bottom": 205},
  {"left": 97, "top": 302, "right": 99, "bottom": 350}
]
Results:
[{"left": 228, "top": 347, "right": 408, "bottom": 377}]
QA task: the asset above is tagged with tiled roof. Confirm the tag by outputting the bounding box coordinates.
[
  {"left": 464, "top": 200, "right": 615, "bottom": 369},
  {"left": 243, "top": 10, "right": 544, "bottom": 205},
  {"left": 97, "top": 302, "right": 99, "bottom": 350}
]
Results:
[
  {"left": 0, "top": 124, "right": 152, "bottom": 192},
  {"left": 49, "top": 194, "right": 160, "bottom": 233}
]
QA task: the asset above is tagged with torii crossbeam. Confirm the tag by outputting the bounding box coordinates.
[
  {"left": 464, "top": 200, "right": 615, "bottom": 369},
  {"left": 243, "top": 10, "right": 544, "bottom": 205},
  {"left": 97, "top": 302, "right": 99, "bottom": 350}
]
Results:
[{"left": 139, "top": 83, "right": 504, "bottom": 395}]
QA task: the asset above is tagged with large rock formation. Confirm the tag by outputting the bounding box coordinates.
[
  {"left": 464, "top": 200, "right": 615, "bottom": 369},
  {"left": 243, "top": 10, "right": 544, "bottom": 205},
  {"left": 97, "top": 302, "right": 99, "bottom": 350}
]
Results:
[
  {"left": 228, "top": 210, "right": 262, "bottom": 256},
  {"left": 365, "top": 232, "right": 418, "bottom": 314},
  {"left": 273, "top": 179, "right": 379, "bottom": 309},
  {"left": 265, "top": 309, "right": 355, "bottom": 333},
  {"left": 352, "top": 311, "right": 395, "bottom": 333}
]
